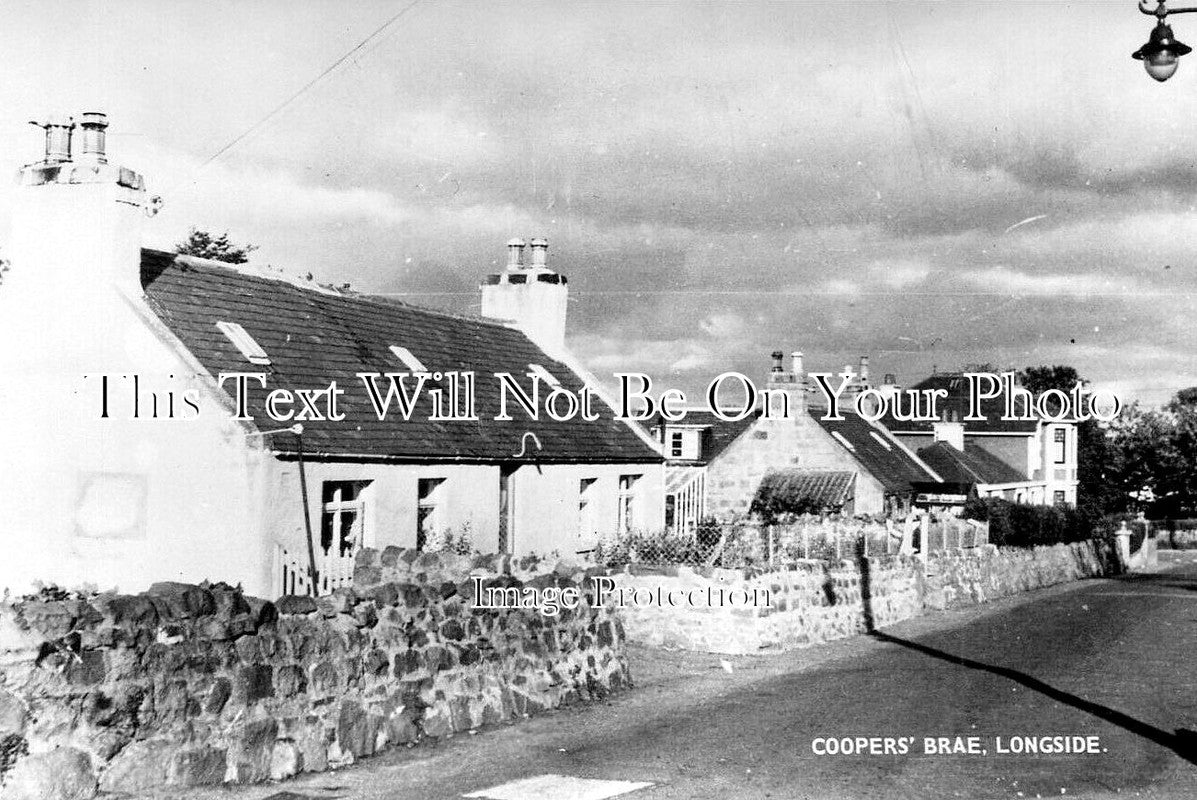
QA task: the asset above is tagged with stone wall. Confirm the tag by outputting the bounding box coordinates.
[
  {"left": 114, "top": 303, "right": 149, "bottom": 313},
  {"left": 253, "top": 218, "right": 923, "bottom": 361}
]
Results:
[
  {"left": 613, "top": 539, "right": 1120, "bottom": 655},
  {"left": 0, "top": 549, "right": 628, "bottom": 799}
]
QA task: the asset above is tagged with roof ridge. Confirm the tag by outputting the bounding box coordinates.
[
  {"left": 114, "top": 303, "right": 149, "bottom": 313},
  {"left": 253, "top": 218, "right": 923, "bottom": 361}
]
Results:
[{"left": 140, "top": 247, "right": 532, "bottom": 338}]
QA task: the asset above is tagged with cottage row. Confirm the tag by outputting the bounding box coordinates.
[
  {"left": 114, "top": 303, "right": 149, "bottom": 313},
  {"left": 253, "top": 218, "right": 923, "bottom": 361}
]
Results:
[{"left": 0, "top": 115, "right": 1077, "bottom": 597}]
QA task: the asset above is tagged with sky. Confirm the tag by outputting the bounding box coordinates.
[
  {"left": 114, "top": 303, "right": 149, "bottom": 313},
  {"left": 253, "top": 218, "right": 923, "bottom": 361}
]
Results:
[{"left": 1, "top": 0, "right": 1195, "bottom": 407}]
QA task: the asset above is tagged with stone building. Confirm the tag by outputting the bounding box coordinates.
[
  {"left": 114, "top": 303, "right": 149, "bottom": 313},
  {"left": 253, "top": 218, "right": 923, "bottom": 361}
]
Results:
[
  {"left": 657, "top": 351, "right": 943, "bottom": 526},
  {"left": 0, "top": 113, "right": 663, "bottom": 598}
]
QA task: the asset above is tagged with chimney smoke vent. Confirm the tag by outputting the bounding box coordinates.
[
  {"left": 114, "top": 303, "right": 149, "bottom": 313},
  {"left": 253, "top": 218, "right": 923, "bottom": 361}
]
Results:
[
  {"left": 77, "top": 112, "right": 108, "bottom": 163},
  {"left": 529, "top": 237, "right": 548, "bottom": 267},
  {"left": 30, "top": 116, "right": 74, "bottom": 165},
  {"left": 506, "top": 237, "right": 526, "bottom": 269}
]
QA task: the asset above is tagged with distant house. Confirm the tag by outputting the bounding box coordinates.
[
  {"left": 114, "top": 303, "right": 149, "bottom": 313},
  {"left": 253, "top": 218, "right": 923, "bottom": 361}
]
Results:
[
  {"left": 878, "top": 373, "right": 1079, "bottom": 506},
  {"left": 656, "top": 352, "right": 943, "bottom": 527},
  {"left": 0, "top": 113, "right": 663, "bottom": 597}
]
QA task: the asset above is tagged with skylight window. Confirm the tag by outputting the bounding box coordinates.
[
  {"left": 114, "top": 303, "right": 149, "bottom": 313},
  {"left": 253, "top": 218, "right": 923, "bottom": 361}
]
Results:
[
  {"left": 528, "top": 363, "right": 561, "bottom": 387},
  {"left": 216, "top": 321, "right": 270, "bottom": 365},
  {"left": 389, "top": 345, "right": 427, "bottom": 373},
  {"left": 869, "top": 431, "right": 893, "bottom": 451},
  {"left": 831, "top": 431, "right": 856, "bottom": 452}
]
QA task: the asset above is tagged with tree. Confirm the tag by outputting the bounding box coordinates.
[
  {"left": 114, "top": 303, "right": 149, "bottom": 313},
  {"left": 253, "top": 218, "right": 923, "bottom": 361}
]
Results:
[
  {"left": 1103, "top": 387, "right": 1197, "bottom": 517},
  {"left": 175, "top": 228, "right": 257, "bottom": 264}
]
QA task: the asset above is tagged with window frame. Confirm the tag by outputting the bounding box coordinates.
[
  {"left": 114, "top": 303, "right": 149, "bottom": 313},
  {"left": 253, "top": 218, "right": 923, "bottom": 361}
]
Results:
[
  {"left": 320, "top": 480, "right": 370, "bottom": 556},
  {"left": 1053, "top": 428, "right": 1067, "bottom": 464},
  {"left": 416, "top": 477, "right": 446, "bottom": 550},
  {"left": 618, "top": 473, "right": 641, "bottom": 534}
]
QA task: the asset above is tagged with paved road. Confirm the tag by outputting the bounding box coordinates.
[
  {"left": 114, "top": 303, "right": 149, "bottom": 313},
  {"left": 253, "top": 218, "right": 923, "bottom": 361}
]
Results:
[{"left": 171, "top": 553, "right": 1197, "bottom": 800}]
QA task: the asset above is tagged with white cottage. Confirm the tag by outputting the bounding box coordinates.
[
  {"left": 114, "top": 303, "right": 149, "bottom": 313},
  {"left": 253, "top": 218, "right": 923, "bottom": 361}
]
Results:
[{"left": 0, "top": 113, "right": 663, "bottom": 597}]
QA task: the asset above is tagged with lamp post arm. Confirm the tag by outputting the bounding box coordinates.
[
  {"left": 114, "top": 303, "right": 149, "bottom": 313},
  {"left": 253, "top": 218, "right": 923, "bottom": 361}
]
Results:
[{"left": 1141, "top": 1, "right": 1197, "bottom": 18}]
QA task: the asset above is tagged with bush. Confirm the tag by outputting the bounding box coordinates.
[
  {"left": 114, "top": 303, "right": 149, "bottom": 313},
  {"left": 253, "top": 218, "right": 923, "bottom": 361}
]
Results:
[{"left": 962, "top": 497, "right": 1103, "bottom": 548}]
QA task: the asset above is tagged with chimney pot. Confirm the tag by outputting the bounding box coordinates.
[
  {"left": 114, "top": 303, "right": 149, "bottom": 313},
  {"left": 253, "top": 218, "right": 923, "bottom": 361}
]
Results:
[
  {"left": 770, "top": 350, "right": 784, "bottom": 375},
  {"left": 884, "top": 373, "right": 896, "bottom": 385},
  {"left": 77, "top": 112, "right": 108, "bottom": 163},
  {"left": 506, "top": 237, "right": 526, "bottom": 269},
  {"left": 791, "top": 351, "right": 804, "bottom": 376},
  {"left": 31, "top": 116, "right": 74, "bottom": 164},
  {"left": 858, "top": 355, "right": 870, "bottom": 382},
  {"left": 529, "top": 237, "right": 549, "bottom": 267}
]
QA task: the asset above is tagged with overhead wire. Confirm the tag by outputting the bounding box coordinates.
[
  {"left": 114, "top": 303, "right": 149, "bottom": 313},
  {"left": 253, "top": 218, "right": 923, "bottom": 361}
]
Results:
[{"left": 170, "top": 0, "right": 427, "bottom": 193}]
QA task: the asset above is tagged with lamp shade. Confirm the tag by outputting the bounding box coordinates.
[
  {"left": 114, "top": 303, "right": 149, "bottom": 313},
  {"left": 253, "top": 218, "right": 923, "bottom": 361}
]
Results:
[{"left": 1133, "top": 21, "right": 1192, "bottom": 81}]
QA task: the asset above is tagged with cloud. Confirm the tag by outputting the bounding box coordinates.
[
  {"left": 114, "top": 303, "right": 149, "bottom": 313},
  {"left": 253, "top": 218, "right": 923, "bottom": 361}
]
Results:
[
  {"left": 960, "top": 267, "right": 1139, "bottom": 297},
  {"left": 574, "top": 335, "right": 717, "bottom": 376}
]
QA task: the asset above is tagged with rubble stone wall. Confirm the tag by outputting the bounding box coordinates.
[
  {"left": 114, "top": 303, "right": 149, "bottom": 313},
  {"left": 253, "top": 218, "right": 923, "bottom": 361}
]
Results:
[
  {"left": 615, "top": 539, "right": 1120, "bottom": 655},
  {"left": 0, "top": 549, "right": 628, "bottom": 799}
]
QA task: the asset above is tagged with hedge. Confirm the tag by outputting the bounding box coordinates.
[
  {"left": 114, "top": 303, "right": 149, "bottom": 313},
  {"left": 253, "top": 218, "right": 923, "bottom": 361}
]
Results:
[{"left": 962, "top": 497, "right": 1107, "bottom": 548}]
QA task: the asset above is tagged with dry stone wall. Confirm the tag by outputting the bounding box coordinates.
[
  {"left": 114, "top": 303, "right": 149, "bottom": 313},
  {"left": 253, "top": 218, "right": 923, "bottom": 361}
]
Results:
[
  {"left": 0, "top": 549, "right": 628, "bottom": 799},
  {"left": 614, "top": 539, "right": 1121, "bottom": 655}
]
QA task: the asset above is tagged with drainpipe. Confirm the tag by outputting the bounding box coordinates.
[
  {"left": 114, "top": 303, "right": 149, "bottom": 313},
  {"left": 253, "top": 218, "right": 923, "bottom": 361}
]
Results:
[{"left": 295, "top": 429, "right": 319, "bottom": 596}]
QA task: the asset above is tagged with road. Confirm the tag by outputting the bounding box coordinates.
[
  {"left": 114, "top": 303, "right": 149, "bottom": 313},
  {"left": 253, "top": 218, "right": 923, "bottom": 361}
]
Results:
[{"left": 168, "top": 552, "right": 1197, "bottom": 800}]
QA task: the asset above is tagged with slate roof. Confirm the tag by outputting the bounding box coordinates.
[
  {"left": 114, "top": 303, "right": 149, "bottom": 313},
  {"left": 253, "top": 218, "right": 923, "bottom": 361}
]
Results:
[
  {"left": 808, "top": 407, "right": 939, "bottom": 495},
  {"left": 917, "top": 441, "right": 1028, "bottom": 486},
  {"left": 877, "top": 373, "right": 1041, "bottom": 434},
  {"left": 140, "top": 249, "right": 661, "bottom": 464},
  {"left": 752, "top": 469, "right": 855, "bottom": 514}
]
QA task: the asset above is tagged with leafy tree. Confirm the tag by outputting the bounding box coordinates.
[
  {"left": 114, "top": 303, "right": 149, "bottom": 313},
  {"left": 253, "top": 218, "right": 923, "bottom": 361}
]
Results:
[
  {"left": 175, "top": 228, "right": 257, "bottom": 264},
  {"left": 1103, "top": 387, "right": 1197, "bottom": 517}
]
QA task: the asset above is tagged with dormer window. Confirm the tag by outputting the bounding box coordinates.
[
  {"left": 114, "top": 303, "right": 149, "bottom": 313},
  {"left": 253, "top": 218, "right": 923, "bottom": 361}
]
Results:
[
  {"left": 389, "top": 345, "right": 427, "bottom": 373},
  {"left": 664, "top": 427, "right": 702, "bottom": 460},
  {"left": 216, "top": 321, "right": 270, "bottom": 365},
  {"left": 528, "top": 363, "right": 560, "bottom": 387}
]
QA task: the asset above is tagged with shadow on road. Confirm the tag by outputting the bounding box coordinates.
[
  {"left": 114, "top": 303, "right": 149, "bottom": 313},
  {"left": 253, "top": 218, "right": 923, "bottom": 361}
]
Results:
[
  {"left": 854, "top": 547, "right": 1197, "bottom": 767},
  {"left": 1110, "top": 572, "right": 1197, "bottom": 592}
]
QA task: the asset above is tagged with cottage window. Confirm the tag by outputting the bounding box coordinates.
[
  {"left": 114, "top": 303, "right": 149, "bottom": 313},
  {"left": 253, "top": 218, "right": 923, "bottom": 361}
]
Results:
[
  {"left": 579, "top": 478, "right": 598, "bottom": 541},
  {"left": 618, "top": 474, "right": 641, "bottom": 533},
  {"left": 1054, "top": 490, "right": 1066, "bottom": 506},
  {"left": 321, "top": 481, "right": 369, "bottom": 555},
  {"left": 670, "top": 431, "right": 685, "bottom": 458},
  {"left": 417, "top": 477, "right": 446, "bottom": 550},
  {"left": 1053, "top": 428, "right": 1067, "bottom": 464}
]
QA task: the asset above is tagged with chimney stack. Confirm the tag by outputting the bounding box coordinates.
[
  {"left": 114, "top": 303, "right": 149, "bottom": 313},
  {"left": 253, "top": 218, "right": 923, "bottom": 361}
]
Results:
[
  {"left": 481, "top": 236, "right": 569, "bottom": 356},
  {"left": 506, "top": 237, "right": 526, "bottom": 269},
  {"left": 77, "top": 112, "right": 108, "bottom": 163},
  {"left": 933, "top": 421, "right": 965, "bottom": 451},
  {"left": 3, "top": 112, "right": 149, "bottom": 366},
  {"left": 764, "top": 347, "right": 806, "bottom": 417}
]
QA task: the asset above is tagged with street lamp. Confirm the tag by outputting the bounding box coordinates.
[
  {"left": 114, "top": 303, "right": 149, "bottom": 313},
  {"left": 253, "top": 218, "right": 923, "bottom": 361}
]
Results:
[{"left": 1135, "top": 1, "right": 1195, "bottom": 81}]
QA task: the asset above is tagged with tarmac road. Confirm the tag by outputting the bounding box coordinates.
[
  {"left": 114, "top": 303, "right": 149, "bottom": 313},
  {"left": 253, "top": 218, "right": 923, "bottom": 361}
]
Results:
[{"left": 164, "top": 552, "right": 1197, "bottom": 800}]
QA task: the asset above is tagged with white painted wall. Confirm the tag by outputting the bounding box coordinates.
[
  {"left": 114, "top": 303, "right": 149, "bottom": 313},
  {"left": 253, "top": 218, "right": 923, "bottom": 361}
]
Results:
[{"left": 265, "top": 460, "right": 665, "bottom": 566}]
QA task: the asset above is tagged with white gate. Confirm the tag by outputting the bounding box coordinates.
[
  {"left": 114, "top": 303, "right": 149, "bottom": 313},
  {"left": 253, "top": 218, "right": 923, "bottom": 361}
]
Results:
[{"left": 276, "top": 545, "right": 357, "bottom": 597}]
